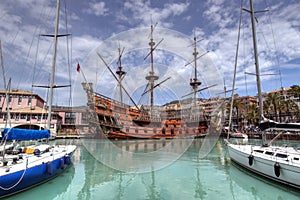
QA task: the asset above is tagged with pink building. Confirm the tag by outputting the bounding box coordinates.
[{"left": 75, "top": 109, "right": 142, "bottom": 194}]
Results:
[
  {"left": 0, "top": 89, "right": 89, "bottom": 135},
  {"left": 0, "top": 89, "right": 60, "bottom": 134},
  {"left": 52, "top": 106, "right": 89, "bottom": 135}
]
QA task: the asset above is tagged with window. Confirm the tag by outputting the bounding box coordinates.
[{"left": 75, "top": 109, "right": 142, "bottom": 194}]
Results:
[
  {"left": 18, "top": 96, "right": 22, "bottom": 105},
  {"left": 276, "top": 153, "right": 288, "bottom": 158},
  {"left": 254, "top": 150, "right": 264, "bottom": 153},
  {"left": 65, "top": 112, "right": 76, "bottom": 124},
  {"left": 28, "top": 96, "right": 32, "bottom": 105},
  {"left": 265, "top": 151, "right": 274, "bottom": 156},
  {"left": 21, "top": 114, "right": 26, "bottom": 119},
  {"left": 81, "top": 113, "right": 88, "bottom": 124}
]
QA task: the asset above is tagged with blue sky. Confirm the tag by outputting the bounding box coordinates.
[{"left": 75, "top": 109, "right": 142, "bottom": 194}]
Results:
[{"left": 0, "top": 0, "right": 299, "bottom": 106}]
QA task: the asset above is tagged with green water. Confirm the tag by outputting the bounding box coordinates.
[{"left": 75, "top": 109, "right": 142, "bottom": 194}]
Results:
[{"left": 5, "top": 139, "right": 300, "bottom": 200}]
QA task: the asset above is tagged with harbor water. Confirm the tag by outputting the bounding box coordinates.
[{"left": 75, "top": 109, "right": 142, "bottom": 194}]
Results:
[{"left": 5, "top": 138, "right": 300, "bottom": 200}]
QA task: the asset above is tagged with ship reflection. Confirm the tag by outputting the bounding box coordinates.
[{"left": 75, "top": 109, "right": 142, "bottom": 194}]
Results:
[
  {"left": 75, "top": 139, "right": 300, "bottom": 199},
  {"left": 81, "top": 138, "right": 194, "bottom": 173}
]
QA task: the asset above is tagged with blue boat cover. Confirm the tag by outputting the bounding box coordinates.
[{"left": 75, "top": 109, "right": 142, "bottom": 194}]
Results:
[{"left": 2, "top": 128, "right": 50, "bottom": 140}]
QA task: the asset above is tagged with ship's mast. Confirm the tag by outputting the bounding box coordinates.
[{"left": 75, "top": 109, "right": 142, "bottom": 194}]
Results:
[
  {"left": 116, "top": 47, "right": 126, "bottom": 103},
  {"left": 190, "top": 34, "right": 202, "bottom": 106},
  {"left": 145, "top": 24, "right": 159, "bottom": 109}
]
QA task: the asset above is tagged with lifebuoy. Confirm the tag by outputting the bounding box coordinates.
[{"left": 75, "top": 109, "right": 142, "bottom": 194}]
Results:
[
  {"left": 248, "top": 155, "right": 254, "bottom": 166},
  {"left": 274, "top": 162, "right": 280, "bottom": 177}
]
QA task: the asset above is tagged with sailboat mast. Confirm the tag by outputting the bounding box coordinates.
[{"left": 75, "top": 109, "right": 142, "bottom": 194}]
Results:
[
  {"left": 0, "top": 41, "right": 11, "bottom": 128},
  {"left": 47, "top": 0, "right": 60, "bottom": 130},
  {"left": 249, "top": 0, "right": 263, "bottom": 121},
  {"left": 0, "top": 40, "right": 6, "bottom": 89}
]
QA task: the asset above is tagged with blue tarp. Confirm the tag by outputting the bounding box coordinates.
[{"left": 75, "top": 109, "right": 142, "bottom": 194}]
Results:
[{"left": 2, "top": 128, "right": 50, "bottom": 140}]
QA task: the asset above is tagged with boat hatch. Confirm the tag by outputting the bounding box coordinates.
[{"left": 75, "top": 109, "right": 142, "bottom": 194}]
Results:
[
  {"left": 275, "top": 153, "right": 288, "bottom": 158},
  {"left": 254, "top": 150, "right": 264, "bottom": 153},
  {"left": 265, "top": 151, "right": 274, "bottom": 156}
]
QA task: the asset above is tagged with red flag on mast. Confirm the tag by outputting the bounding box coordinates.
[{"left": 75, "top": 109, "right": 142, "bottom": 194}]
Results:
[{"left": 77, "top": 63, "right": 80, "bottom": 73}]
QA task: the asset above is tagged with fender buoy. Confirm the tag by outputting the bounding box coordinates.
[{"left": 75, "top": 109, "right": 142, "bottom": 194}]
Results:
[
  {"left": 34, "top": 149, "right": 41, "bottom": 156},
  {"left": 59, "top": 158, "right": 65, "bottom": 169},
  {"left": 47, "top": 162, "right": 53, "bottom": 175},
  {"left": 64, "top": 155, "right": 71, "bottom": 165},
  {"left": 248, "top": 155, "right": 254, "bottom": 166},
  {"left": 274, "top": 162, "right": 280, "bottom": 177}
]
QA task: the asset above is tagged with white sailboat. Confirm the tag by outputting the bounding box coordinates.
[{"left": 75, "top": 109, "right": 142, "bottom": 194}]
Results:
[
  {"left": 225, "top": 0, "right": 300, "bottom": 189},
  {"left": 0, "top": 0, "right": 76, "bottom": 197}
]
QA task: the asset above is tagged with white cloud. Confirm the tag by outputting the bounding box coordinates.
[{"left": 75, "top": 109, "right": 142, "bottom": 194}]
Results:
[
  {"left": 86, "top": 1, "right": 109, "bottom": 16},
  {"left": 121, "top": 0, "right": 190, "bottom": 27},
  {"left": 0, "top": 0, "right": 299, "bottom": 104}
]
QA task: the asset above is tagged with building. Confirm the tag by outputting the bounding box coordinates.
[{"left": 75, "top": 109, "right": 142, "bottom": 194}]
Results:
[
  {"left": 1, "top": 86, "right": 299, "bottom": 136},
  {"left": 52, "top": 106, "right": 89, "bottom": 135},
  {"left": 0, "top": 89, "right": 90, "bottom": 136},
  {"left": 0, "top": 89, "right": 61, "bottom": 135}
]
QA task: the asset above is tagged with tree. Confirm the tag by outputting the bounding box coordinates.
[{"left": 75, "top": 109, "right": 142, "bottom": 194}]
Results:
[
  {"left": 290, "top": 85, "right": 300, "bottom": 95},
  {"left": 264, "top": 93, "right": 281, "bottom": 122},
  {"left": 232, "top": 99, "right": 243, "bottom": 128}
]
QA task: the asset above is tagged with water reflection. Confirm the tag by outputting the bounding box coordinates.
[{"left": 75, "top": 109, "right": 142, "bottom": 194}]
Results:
[
  {"left": 75, "top": 139, "right": 300, "bottom": 199},
  {"left": 81, "top": 138, "right": 193, "bottom": 173},
  {"left": 228, "top": 162, "right": 300, "bottom": 200},
  {"left": 6, "top": 139, "right": 300, "bottom": 200}
]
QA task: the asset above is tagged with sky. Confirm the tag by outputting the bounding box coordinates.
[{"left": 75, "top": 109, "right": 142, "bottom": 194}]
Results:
[{"left": 0, "top": 0, "right": 299, "bottom": 106}]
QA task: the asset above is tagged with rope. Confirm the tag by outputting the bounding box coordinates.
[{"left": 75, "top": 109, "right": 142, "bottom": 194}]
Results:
[
  {"left": 0, "top": 158, "right": 28, "bottom": 191},
  {"left": 264, "top": 0, "right": 283, "bottom": 88},
  {"left": 63, "top": 0, "right": 73, "bottom": 107},
  {"left": 227, "top": 0, "right": 245, "bottom": 140}
]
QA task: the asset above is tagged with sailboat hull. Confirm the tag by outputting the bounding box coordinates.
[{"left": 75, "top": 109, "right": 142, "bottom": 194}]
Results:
[
  {"left": 226, "top": 143, "right": 300, "bottom": 189},
  {"left": 0, "top": 145, "right": 76, "bottom": 198}
]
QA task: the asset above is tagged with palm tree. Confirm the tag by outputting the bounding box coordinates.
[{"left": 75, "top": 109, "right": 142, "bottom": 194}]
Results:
[
  {"left": 232, "top": 99, "right": 243, "bottom": 129},
  {"left": 264, "top": 93, "right": 281, "bottom": 122},
  {"left": 289, "top": 85, "right": 300, "bottom": 96},
  {"left": 246, "top": 104, "right": 259, "bottom": 127},
  {"left": 280, "top": 99, "right": 299, "bottom": 122}
]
